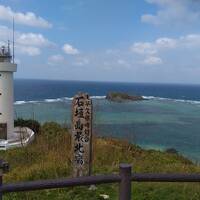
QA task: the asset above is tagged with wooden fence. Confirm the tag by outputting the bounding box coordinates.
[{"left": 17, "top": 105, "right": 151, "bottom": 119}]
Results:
[{"left": 0, "top": 163, "right": 200, "bottom": 200}]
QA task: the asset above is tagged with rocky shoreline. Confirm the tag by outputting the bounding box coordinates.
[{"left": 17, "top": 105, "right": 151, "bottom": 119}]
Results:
[{"left": 106, "top": 92, "right": 145, "bottom": 102}]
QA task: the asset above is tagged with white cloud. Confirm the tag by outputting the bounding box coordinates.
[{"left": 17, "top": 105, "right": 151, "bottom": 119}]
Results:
[
  {"left": 18, "top": 46, "right": 41, "bottom": 56},
  {"left": 63, "top": 44, "right": 79, "bottom": 55},
  {"left": 131, "top": 42, "right": 157, "bottom": 55},
  {"left": 0, "top": 5, "right": 52, "bottom": 28},
  {"left": 16, "top": 33, "right": 51, "bottom": 56},
  {"left": 180, "top": 34, "right": 200, "bottom": 47},
  {"left": 17, "top": 33, "right": 52, "bottom": 47},
  {"left": 48, "top": 54, "right": 65, "bottom": 66},
  {"left": 142, "top": 0, "right": 200, "bottom": 26},
  {"left": 73, "top": 57, "right": 89, "bottom": 66},
  {"left": 155, "top": 37, "right": 177, "bottom": 48},
  {"left": 131, "top": 37, "right": 177, "bottom": 57},
  {"left": 131, "top": 34, "right": 200, "bottom": 65},
  {"left": 47, "top": 54, "right": 90, "bottom": 68},
  {"left": 143, "top": 56, "right": 162, "bottom": 65},
  {"left": 105, "top": 49, "right": 120, "bottom": 55},
  {"left": 117, "top": 59, "right": 131, "bottom": 68},
  {"left": 0, "top": 25, "right": 11, "bottom": 40},
  {"left": 0, "top": 26, "right": 53, "bottom": 56}
]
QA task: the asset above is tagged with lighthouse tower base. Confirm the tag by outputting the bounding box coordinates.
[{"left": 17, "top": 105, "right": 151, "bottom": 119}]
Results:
[{"left": 0, "top": 127, "right": 35, "bottom": 150}]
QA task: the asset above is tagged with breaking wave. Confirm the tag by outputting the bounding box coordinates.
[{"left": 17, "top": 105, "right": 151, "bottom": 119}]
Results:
[
  {"left": 142, "top": 96, "right": 200, "bottom": 105},
  {"left": 14, "top": 95, "right": 200, "bottom": 105},
  {"left": 14, "top": 96, "right": 106, "bottom": 105}
]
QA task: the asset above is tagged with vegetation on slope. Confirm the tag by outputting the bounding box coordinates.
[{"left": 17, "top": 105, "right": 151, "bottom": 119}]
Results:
[
  {"left": 106, "top": 92, "right": 144, "bottom": 102},
  {"left": 0, "top": 122, "right": 199, "bottom": 199}
]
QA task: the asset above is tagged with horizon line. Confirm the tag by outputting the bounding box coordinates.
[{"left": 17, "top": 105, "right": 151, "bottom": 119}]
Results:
[{"left": 13, "top": 78, "right": 200, "bottom": 86}]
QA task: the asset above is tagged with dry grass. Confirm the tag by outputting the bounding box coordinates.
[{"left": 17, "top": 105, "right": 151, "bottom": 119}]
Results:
[{"left": 0, "top": 122, "right": 199, "bottom": 199}]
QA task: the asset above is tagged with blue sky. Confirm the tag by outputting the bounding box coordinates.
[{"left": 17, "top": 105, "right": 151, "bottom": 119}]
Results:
[{"left": 1, "top": 0, "right": 200, "bottom": 83}]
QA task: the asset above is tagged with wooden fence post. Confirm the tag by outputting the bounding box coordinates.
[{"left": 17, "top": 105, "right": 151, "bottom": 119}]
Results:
[{"left": 119, "top": 164, "right": 132, "bottom": 200}]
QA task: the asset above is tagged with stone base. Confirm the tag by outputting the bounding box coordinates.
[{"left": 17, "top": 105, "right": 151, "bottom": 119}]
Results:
[{"left": 0, "top": 127, "right": 35, "bottom": 150}]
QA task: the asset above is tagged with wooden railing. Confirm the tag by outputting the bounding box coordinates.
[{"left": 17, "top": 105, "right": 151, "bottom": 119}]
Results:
[{"left": 0, "top": 163, "right": 200, "bottom": 200}]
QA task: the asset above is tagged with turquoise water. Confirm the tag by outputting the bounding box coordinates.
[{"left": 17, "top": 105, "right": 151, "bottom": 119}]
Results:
[{"left": 14, "top": 98, "right": 200, "bottom": 162}]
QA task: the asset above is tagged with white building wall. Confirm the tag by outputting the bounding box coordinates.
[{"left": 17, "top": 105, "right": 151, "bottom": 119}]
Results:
[{"left": 0, "top": 63, "right": 17, "bottom": 139}]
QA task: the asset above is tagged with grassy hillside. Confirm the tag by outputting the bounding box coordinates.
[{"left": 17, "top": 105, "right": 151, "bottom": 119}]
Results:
[{"left": 0, "top": 122, "right": 199, "bottom": 199}]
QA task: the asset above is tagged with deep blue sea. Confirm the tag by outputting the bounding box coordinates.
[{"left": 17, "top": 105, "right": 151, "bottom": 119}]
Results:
[{"left": 14, "top": 79, "right": 200, "bottom": 162}]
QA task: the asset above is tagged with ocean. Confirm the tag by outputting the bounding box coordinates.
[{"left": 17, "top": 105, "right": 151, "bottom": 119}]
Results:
[{"left": 14, "top": 79, "right": 200, "bottom": 162}]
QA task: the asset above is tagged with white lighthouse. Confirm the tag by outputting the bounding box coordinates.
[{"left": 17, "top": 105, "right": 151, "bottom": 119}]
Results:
[
  {"left": 0, "top": 43, "right": 16, "bottom": 140},
  {"left": 0, "top": 42, "right": 34, "bottom": 149}
]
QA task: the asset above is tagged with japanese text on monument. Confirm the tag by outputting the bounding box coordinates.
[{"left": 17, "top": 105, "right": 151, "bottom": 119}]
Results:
[{"left": 72, "top": 93, "right": 92, "bottom": 177}]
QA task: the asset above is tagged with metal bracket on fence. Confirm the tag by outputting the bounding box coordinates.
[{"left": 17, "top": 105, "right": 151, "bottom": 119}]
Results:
[
  {"left": 0, "top": 159, "right": 9, "bottom": 173},
  {"left": 0, "top": 159, "right": 9, "bottom": 200}
]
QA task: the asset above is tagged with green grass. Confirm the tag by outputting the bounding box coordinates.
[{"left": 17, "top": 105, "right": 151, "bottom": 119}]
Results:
[{"left": 0, "top": 122, "right": 200, "bottom": 199}]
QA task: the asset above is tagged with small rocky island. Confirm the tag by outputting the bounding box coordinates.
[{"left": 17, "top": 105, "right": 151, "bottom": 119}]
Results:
[{"left": 106, "top": 92, "right": 144, "bottom": 102}]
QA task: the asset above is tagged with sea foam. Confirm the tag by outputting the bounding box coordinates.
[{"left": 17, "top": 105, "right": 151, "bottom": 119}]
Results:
[
  {"left": 14, "top": 96, "right": 106, "bottom": 105},
  {"left": 142, "top": 96, "right": 200, "bottom": 105},
  {"left": 14, "top": 95, "right": 200, "bottom": 105}
]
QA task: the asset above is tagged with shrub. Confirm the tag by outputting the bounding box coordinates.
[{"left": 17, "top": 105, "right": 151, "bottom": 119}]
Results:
[
  {"left": 165, "top": 148, "right": 178, "bottom": 154},
  {"left": 41, "top": 122, "right": 67, "bottom": 141},
  {"left": 14, "top": 118, "right": 41, "bottom": 134}
]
